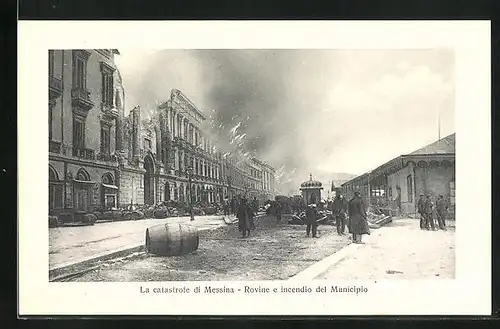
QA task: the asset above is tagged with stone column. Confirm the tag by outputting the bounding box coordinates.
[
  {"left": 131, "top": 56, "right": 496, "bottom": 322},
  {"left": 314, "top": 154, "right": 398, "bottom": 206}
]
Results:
[
  {"left": 173, "top": 112, "right": 177, "bottom": 138},
  {"left": 132, "top": 106, "right": 141, "bottom": 158}
]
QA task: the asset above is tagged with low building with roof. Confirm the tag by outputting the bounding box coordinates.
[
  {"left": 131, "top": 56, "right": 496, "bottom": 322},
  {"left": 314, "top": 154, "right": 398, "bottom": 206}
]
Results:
[{"left": 341, "top": 133, "right": 455, "bottom": 217}]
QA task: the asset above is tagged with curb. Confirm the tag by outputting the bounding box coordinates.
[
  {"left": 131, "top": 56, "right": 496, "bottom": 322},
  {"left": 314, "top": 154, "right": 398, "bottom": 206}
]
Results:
[
  {"left": 288, "top": 242, "right": 362, "bottom": 280},
  {"left": 288, "top": 221, "right": 399, "bottom": 280},
  {"left": 49, "top": 243, "right": 145, "bottom": 281},
  {"left": 49, "top": 216, "right": 234, "bottom": 281}
]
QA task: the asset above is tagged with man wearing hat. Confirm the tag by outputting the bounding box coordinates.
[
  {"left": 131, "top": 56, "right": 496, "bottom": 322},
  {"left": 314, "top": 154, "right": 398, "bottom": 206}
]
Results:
[
  {"left": 417, "top": 194, "right": 426, "bottom": 229},
  {"left": 305, "top": 203, "right": 319, "bottom": 238},
  {"left": 333, "top": 193, "right": 348, "bottom": 235},
  {"left": 348, "top": 191, "right": 370, "bottom": 243},
  {"left": 423, "top": 194, "right": 436, "bottom": 230},
  {"left": 436, "top": 195, "right": 448, "bottom": 230}
]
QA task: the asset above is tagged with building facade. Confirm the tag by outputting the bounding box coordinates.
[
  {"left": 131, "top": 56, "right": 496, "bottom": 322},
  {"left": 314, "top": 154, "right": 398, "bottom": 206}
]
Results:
[
  {"left": 118, "top": 89, "right": 278, "bottom": 207},
  {"left": 341, "top": 134, "right": 455, "bottom": 217},
  {"left": 49, "top": 49, "right": 124, "bottom": 217},
  {"left": 48, "top": 51, "right": 277, "bottom": 218}
]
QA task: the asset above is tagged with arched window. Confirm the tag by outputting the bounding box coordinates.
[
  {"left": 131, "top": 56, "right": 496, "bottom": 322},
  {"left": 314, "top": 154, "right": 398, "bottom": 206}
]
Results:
[
  {"left": 76, "top": 168, "right": 91, "bottom": 181},
  {"left": 102, "top": 173, "right": 114, "bottom": 185},
  {"left": 49, "top": 166, "right": 59, "bottom": 182},
  {"left": 49, "top": 166, "right": 63, "bottom": 213}
]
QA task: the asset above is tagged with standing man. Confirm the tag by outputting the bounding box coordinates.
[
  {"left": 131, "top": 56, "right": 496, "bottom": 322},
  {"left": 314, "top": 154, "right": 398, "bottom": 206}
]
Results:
[
  {"left": 230, "top": 196, "right": 237, "bottom": 215},
  {"left": 305, "top": 203, "right": 319, "bottom": 238},
  {"left": 417, "top": 194, "right": 426, "bottom": 229},
  {"left": 348, "top": 191, "right": 370, "bottom": 243},
  {"left": 237, "top": 197, "right": 255, "bottom": 238},
  {"left": 333, "top": 193, "right": 348, "bottom": 235},
  {"left": 275, "top": 200, "right": 282, "bottom": 224},
  {"left": 223, "top": 197, "right": 230, "bottom": 217},
  {"left": 252, "top": 197, "right": 259, "bottom": 214},
  {"left": 436, "top": 195, "right": 448, "bottom": 230},
  {"left": 424, "top": 194, "right": 436, "bottom": 230}
]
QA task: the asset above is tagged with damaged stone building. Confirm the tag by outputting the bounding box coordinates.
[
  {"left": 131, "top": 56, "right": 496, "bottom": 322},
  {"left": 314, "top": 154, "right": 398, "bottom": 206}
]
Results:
[
  {"left": 48, "top": 49, "right": 277, "bottom": 218},
  {"left": 119, "top": 89, "right": 277, "bottom": 207}
]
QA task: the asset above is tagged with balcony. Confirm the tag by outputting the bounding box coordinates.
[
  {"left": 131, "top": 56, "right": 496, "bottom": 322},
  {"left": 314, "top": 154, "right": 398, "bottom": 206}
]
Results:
[
  {"left": 97, "top": 153, "right": 117, "bottom": 162},
  {"left": 71, "top": 88, "right": 94, "bottom": 112},
  {"left": 72, "top": 147, "right": 96, "bottom": 160},
  {"left": 49, "top": 140, "right": 61, "bottom": 154},
  {"left": 101, "top": 103, "right": 119, "bottom": 120},
  {"left": 49, "top": 76, "right": 63, "bottom": 100}
]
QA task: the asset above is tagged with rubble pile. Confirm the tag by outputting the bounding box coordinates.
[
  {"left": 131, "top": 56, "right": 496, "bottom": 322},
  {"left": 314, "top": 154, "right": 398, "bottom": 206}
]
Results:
[
  {"left": 366, "top": 210, "right": 392, "bottom": 229},
  {"left": 288, "top": 210, "right": 330, "bottom": 225}
]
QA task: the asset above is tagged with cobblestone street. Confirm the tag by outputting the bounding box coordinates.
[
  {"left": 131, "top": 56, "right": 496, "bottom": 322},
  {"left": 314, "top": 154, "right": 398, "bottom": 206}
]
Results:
[{"left": 315, "top": 218, "right": 455, "bottom": 280}]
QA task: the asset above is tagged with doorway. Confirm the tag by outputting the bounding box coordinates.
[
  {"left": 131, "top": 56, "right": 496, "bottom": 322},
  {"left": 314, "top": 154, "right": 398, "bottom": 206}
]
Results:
[
  {"left": 75, "top": 189, "right": 89, "bottom": 211},
  {"left": 165, "top": 182, "right": 170, "bottom": 201}
]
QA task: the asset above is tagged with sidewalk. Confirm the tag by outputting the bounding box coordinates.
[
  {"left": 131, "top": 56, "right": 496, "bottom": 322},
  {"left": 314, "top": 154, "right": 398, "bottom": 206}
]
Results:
[
  {"left": 49, "top": 214, "right": 231, "bottom": 271},
  {"left": 313, "top": 218, "right": 455, "bottom": 280}
]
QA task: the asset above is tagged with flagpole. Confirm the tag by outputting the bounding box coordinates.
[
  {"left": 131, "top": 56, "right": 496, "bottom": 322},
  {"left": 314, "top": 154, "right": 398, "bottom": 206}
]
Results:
[{"left": 438, "top": 108, "right": 441, "bottom": 141}]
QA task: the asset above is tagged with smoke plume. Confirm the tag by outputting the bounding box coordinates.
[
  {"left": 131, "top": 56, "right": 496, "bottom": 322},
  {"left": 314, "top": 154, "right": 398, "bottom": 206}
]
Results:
[{"left": 116, "top": 49, "right": 454, "bottom": 195}]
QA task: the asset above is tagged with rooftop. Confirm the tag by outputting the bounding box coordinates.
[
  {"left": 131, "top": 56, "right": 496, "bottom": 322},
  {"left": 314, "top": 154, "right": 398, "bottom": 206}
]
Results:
[{"left": 407, "top": 133, "right": 455, "bottom": 155}]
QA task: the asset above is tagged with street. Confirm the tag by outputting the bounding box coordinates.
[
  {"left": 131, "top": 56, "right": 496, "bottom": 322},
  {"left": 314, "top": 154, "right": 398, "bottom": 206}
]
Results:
[
  {"left": 50, "top": 215, "right": 455, "bottom": 282},
  {"left": 63, "top": 215, "right": 351, "bottom": 282},
  {"left": 49, "top": 215, "right": 228, "bottom": 271},
  {"left": 315, "top": 218, "right": 455, "bottom": 280}
]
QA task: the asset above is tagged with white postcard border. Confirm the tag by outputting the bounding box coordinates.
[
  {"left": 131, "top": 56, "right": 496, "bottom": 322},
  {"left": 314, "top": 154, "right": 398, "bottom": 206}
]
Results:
[{"left": 18, "top": 20, "right": 491, "bottom": 315}]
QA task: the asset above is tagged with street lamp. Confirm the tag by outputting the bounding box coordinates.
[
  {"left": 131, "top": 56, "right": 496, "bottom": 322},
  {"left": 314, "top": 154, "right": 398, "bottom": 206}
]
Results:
[{"left": 187, "top": 165, "right": 195, "bottom": 221}]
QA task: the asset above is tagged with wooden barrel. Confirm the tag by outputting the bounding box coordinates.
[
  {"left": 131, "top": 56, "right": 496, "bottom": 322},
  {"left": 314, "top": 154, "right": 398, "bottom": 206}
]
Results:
[
  {"left": 58, "top": 212, "right": 74, "bottom": 224},
  {"left": 48, "top": 216, "right": 59, "bottom": 228},
  {"left": 122, "top": 212, "right": 133, "bottom": 221},
  {"left": 112, "top": 210, "right": 124, "bottom": 220},
  {"left": 145, "top": 223, "right": 199, "bottom": 256},
  {"left": 203, "top": 207, "right": 217, "bottom": 215},
  {"left": 144, "top": 208, "right": 154, "bottom": 218},
  {"left": 131, "top": 211, "right": 144, "bottom": 220},
  {"left": 82, "top": 213, "right": 97, "bottom": 225},
  {"left": 153, "top": 208, "right": 169, "bottom": 219}
]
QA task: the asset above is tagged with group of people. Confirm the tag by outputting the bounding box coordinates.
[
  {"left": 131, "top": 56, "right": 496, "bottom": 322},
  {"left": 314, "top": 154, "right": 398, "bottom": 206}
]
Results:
[
  {"left": 417, "top": 194, "right": 448, "bottom": 231},
  {"left": 302, "top": 191, "right": 370, "bottom": 243}
]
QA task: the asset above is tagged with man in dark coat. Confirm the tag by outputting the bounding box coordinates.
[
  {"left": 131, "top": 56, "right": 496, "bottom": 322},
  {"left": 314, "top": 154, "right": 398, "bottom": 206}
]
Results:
[
  {"left": 348, "top": 192, "right": 370, "bottom": 243},
  {"left": 252, "top": 197, "right": 259, "bottom": 214},
  {"left": 436, "top": 195, "right": 448, "bottom": 230},
  {"left": 417, "top": 194, "right": 426, "bottom": 229},
  {"left": 230, "top": 196, "right": 237, "bottom": 215},
  {"left": 424, "top": 194, "right": 436, "bottom": 230},
  {"left": 333, "top": 194, "right": 348, "bottom": 235},
  {"left": 305, "top": 203, "right": 319, "bottom": 238},
  {"left": 237, "top": 197, "right": 255, "bottom": 238},
  {"left": 223, "top": 197, "right": 230, "bottom": 217},
  {"left": 274, "top": 201, "right": 282, "bottom": 224}
]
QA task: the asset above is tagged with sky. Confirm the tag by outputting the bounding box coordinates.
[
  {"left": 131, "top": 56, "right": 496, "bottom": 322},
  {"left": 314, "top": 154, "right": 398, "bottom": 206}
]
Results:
[{"left": 115, "top": 49, "right": 455, "bottom": 195}]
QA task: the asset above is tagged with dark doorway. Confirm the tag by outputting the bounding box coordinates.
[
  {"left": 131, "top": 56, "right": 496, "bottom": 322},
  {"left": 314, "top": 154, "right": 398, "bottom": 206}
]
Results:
[
  {"left": 144, "top": 155, "right": 155, "bottom": 205},
  {"left": 165, "top": 182, "right": 170, "bottom": 201}
]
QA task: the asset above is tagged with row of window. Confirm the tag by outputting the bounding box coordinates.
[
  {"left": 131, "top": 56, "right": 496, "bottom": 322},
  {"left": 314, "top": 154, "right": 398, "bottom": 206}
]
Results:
[
  {"left": 250, "top": 168, "right": 262, "bottom": 179},
  {"left": 49, "top": 50, "right": 116, "bottom": 156},
  {"left": 71, "top": 117, "right": 111, "bottom": 155},
  {"left": 345, "top": 175, "right": 415, "bottom": 203}
]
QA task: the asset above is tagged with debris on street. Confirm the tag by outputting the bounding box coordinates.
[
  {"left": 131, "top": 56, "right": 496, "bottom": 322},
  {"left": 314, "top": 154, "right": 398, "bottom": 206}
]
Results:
[{"left": 67, "top": 215, "right": 351, "bottom": 282}]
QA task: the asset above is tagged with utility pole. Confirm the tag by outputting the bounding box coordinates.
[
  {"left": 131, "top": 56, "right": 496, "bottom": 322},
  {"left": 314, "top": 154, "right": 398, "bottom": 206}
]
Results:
[{"left": 438, "top": 108, "right": 441, "bottom": 141}]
